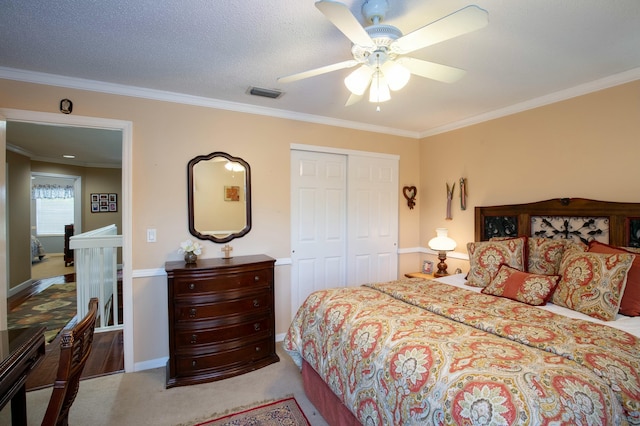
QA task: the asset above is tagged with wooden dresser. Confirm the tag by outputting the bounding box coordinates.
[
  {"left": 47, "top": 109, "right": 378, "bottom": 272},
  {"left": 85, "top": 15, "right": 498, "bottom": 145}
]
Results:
[{"left": 165, "top": 254, "right": 279, "bottom": 388}]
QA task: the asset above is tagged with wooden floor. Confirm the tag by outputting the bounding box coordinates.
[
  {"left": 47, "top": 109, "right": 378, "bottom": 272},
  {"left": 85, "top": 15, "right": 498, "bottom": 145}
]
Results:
[{"left": 8, "top": 273, "right": 125, "bottom": 391}]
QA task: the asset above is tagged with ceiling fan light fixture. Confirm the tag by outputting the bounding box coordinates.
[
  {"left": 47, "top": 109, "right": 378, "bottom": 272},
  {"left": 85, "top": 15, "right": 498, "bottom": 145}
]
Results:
[
  {"left": 383, "top": 61, "right": 410, "bottom": 91},
  {"left": 344, "top": 65, "right": 373, "bottom": 96},
  {"left": 369, "top": 71, "right": 390, "bottom": 103}
]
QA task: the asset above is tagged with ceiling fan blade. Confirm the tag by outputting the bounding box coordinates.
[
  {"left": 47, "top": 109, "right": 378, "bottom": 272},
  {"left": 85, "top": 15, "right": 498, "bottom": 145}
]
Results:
[
  {"left": 315, "top": 1, "right": 375, "bottom": 48},
  {"left": 278, "top": 59, "right": 358, "bottom": 83},
  {"left": 344, "top": 92, "right": 363, "bottom": 106},
  {"left": 397, "top": 57, "right": 466, "bottom": 83},
  {"left": 393, "top": 5, "right": 488, "bottom": 54}
]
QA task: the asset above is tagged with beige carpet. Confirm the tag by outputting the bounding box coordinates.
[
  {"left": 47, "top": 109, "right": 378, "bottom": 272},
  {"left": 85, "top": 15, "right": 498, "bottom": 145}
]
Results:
[
  {"left": 31, "top": 253, "right": 75, "bottom": 280},
  {"left": 0, "top": 344, "right": 329, "bottom": 426}
]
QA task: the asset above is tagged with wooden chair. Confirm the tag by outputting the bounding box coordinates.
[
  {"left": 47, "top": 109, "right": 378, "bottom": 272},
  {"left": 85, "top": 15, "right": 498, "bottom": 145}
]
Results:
[{"left": 41, "top": 298, "right": 99, "bottom": 426}]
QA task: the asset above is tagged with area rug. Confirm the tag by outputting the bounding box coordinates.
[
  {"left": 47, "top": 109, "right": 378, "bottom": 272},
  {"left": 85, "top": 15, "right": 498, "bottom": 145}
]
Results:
[
  {"left": 192, "top": 397, "right": 311, "bottom": 426},
  {"left": 7, "top": 281, "right": 77, "bottom": 343}
]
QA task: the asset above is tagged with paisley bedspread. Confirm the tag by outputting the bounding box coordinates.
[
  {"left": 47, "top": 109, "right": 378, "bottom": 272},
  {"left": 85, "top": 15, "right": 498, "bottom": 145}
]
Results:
[{"left": 284, "top": 278, "right": 640, "bottom": 425}]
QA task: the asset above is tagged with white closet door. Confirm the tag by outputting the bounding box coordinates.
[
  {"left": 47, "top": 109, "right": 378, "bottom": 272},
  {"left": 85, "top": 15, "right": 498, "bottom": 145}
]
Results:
[
  {"left": 347, "top": 155, "right": 399, "bottom": 286},
  {"left": 290, "top": 150, "right": 347, "bottom": 315}
]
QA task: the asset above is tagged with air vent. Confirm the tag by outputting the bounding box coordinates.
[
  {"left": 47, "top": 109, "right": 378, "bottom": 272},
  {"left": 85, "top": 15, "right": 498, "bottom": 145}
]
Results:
[{"left": 248, "top": 86, "right": 283, "bottom": 99}]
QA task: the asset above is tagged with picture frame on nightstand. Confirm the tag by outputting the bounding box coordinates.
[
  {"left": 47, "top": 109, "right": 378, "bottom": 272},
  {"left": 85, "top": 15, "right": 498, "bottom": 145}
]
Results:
[{"left": 422, "top": 260, "right": 434, "bottom": 274}]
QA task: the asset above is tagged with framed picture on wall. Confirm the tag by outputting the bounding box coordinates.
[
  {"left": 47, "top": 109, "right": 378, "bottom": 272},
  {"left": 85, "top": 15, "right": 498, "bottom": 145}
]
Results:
[
  {"left": 224, "top": 186, "right": 240, "bottom": 202},
  {"left": 91, "top": 193, "right": 117, "bottom": 213},
  {"left": 422, "top": 260, "right": 434, "bottom": 274}
]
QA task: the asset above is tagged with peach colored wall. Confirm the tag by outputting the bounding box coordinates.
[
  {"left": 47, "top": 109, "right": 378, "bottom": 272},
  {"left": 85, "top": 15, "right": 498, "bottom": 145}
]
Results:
[
  {"left": 0, "top": 79, "right": 421, "bottom": 368},
  {"left": 420, "top": 80, "right": 640, "bottom": 274}
]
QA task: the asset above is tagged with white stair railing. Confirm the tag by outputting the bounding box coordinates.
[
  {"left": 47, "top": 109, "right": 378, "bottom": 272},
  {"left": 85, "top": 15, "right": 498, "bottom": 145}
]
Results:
[{"left": 69, "top": 224, "right": 123, "bottom": 331}]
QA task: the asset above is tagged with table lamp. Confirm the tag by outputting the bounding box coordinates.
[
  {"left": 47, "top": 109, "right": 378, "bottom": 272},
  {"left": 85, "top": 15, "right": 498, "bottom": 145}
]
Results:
[{"left": 428, "top": 228, "right": 457, "bottom": 277}]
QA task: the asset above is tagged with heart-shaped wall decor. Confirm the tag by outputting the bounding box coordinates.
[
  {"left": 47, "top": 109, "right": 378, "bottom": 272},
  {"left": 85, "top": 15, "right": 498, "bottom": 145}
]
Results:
[{"left": 403, "top": 186, "right": 417, "bottom": 209}]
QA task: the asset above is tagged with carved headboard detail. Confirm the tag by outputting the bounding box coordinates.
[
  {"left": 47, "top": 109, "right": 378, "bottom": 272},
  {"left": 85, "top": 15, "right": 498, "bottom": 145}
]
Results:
[{"left": 475, "top": 198, "right": 640, "bottom": 247}]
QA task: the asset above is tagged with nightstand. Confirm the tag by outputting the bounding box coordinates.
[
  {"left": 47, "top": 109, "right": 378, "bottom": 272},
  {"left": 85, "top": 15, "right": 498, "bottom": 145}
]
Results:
[{"left": 404, "top": 272, "right": 434, "bottom": 279}]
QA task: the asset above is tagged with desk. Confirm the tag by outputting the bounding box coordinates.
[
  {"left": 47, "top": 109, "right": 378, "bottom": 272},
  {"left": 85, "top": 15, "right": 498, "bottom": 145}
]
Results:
[{"left": 0, "top": 326, "right": 46, "bottom": 426}]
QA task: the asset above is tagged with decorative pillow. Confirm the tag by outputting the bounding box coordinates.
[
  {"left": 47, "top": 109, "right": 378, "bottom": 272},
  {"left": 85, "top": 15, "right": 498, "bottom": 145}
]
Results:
[
  {"left": 588, "top": 241, "right": 640, "bottom": 316},
  {"left": 552, "top": 249, "right": 635, "bottom": 321},
  {"left": 527, "top": 237, "right": 568, "bottom": 275},
  {"left": 482, "top": 264, "right": 559, "bottom": 306},
  {"left": 466, "top": 237, "right": 526, "bottom": 288},
  {"left": 564, "top": 240, "right": 589, "bottom": 252}
]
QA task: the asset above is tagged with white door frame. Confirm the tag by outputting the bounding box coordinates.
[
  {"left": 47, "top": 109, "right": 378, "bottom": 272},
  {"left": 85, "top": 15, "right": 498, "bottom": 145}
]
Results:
[{"left": 0, "top": 108, "right": 134, "bottom": 373}]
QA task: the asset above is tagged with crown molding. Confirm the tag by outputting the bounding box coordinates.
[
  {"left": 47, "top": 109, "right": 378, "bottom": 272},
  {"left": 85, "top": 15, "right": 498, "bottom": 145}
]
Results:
[
  {"left": 3, "top": 66, "right": 637, "bottom": 140},
  {"left": 6, "top": 143, "right": 120, "bottom": 169},
  {"left": 419, "top": 67, "right": 640, "bottom": 138},
  {"left": 0, "top": 67, "right": 419, "bottom": 139}
]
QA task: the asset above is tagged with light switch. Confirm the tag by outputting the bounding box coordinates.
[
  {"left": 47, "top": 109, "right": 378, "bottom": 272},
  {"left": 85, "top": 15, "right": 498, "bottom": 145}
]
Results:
[{"left": 147, "top": 228, "right": 157, "bottom": 242}]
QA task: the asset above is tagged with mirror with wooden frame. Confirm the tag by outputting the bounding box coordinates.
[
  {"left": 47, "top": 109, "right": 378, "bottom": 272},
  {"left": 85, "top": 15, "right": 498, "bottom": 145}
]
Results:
[{"left": 188, "top": 152, "right": 251, "bottom": 243}]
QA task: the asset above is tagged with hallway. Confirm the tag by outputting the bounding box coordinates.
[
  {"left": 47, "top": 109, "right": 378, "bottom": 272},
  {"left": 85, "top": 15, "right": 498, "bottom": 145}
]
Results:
[{"left": 8, "top": 262, "right": 124, "bottom": 390}]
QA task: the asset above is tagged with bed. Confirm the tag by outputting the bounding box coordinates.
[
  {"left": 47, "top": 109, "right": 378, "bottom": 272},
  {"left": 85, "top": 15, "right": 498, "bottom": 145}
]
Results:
[{"left": 284, "top": 198, "right": 640, "bottom": 425}]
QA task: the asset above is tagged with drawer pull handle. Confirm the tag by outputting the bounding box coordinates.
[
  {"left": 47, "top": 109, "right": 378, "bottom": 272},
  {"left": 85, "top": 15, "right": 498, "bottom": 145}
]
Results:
[
  {"left": 192, "top": 360, "right": 197, "bottom": 367},
  {"left": 255, "top": 346, "right": 261, "bottom": 352},
  {"left": 254, "top": 275, "right": 260, "bottom": 281},
  {"left": 189, "top": 308, "right": 197, "bottom": 318},
  {"left": 254, "top": 323, "right": 261, "bottom": 331},
  {"left": 188, "top": 283, "right": 195, "bottom": 290},
  {"left": 253, "top": 299, "right": 260, "bottom": 308},
  {"left": 190, "top": 334, "right": 197, "bottom": 344}
]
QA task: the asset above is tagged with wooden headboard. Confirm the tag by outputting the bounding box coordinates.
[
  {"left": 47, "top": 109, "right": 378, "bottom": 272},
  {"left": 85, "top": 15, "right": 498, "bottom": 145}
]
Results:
[{"left": 475, "top": 198, "right": 640, "bottom": 248}]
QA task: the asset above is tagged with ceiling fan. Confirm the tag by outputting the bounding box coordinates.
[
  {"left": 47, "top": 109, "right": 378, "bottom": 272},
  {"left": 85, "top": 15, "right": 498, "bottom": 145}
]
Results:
[{"left": 278, "top": 0, "right": 488, "bottom": 106}]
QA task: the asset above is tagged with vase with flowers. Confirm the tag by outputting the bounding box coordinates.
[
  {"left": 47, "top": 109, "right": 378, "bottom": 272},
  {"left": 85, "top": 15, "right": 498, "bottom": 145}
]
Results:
[{"left": 179, "top": 239, "right": 202, "bottom": 264}]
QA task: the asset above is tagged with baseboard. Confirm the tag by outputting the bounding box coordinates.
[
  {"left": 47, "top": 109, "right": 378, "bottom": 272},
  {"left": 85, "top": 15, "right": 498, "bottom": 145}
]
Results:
[
  {"left": 134, "top": 356, "right": 168, "bottom": 372},
  {"left": 8, "top": 279, "right": 35, "bottom": 298}
]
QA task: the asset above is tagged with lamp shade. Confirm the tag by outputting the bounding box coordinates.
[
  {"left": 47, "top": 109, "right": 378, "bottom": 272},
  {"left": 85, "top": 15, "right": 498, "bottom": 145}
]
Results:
[
  {"left": 428, "top": 228, "right": 457, "bottom": 251},
  {"left": 382, "top": 61, "right": 410, "bottom": 91},
  {"left": 345, "top": 65, "right": 374, "bottom": 96},
  {"left": 369, "top": 71, "right": 391, "bottom": 103}
]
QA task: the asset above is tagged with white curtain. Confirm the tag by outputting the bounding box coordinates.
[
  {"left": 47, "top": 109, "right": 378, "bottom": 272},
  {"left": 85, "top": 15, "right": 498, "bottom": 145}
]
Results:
[{"left": 32, "top": 184, "right": 74, "bottom": 199}]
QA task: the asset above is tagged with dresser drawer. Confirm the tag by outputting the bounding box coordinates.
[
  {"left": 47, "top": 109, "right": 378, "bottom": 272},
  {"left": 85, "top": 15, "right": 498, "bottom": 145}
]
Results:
[
  {"left": 174, "top": 315, "right": 272, "bottom": 348},
  {"left": 175, "top": 338, "right": 275, "bottom": 378},
  {"left": 174, "top": 290, "right": 271, "bottom": 323},
  {"left": 173, "top": 269, "right": 271, "bottom": 298}
]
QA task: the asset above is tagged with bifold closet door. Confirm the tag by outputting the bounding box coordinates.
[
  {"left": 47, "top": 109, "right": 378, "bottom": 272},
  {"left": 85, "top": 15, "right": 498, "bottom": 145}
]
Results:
[
  {"left": 347, "top": 155, "right": 398, "bottom": 286},
  {"left": 290, "top": 150, "right": 347, "bottom": 314},
  {"left": 290, "top": 149, "right": 399, "bottom": 316}
]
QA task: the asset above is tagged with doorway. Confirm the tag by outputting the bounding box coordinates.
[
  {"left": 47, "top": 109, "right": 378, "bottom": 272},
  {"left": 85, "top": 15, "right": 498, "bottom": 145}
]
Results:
[{"left": 0, "top": 108, "right": 133, "bottom": 373}]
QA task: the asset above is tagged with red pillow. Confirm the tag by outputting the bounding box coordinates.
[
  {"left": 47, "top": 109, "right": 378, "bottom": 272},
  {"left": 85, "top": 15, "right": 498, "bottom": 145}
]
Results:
[
  {"left": 588, "top": 241, "right": 640, "bottom": 316},
  {"left": 481, "top": 264, "right": 559, "bottom": 306}
]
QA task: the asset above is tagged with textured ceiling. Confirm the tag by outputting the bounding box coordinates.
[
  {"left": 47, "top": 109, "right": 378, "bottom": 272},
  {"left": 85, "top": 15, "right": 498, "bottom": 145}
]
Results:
[{"left": 1, "top": 0, "right": 640, "bottom": 147}]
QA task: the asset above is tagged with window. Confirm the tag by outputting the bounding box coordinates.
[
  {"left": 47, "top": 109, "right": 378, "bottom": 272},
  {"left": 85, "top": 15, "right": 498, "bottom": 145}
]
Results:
[{"left": 36, "top": 197, "right": 74, "bottom": 236}]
